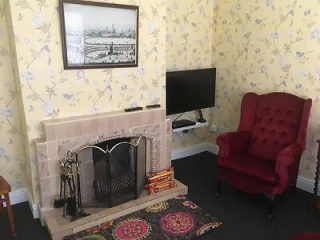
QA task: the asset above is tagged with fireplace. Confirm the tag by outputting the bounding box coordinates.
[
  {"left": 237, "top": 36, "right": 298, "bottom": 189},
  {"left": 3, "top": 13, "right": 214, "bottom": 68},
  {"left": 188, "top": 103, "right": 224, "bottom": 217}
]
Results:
[
  {"left": 35, "top": 108, "right": 187, "bottom": 239},
  {"left": 36, "top": 108, "right": 172, "bottom": 216}
]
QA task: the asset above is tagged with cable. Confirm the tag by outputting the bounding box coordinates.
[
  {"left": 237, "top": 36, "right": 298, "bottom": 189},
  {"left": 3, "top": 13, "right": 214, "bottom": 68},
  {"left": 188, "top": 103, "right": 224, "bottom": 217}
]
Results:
[{"left": 173, "top": 113, "right": 184, "bottom": 123}]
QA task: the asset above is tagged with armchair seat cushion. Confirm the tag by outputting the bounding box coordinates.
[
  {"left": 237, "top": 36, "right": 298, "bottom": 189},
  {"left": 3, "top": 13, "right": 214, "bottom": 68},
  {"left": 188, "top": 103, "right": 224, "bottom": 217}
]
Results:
[{"left": 218, "top": 154, "right": 278, "bottom": 186}]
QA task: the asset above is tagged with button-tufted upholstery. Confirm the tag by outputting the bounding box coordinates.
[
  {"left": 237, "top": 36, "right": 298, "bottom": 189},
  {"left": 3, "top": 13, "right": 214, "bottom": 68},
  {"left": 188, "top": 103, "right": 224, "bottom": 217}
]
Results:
[{"left": 216, "top": 92, "right": 312, "bottom": 196}]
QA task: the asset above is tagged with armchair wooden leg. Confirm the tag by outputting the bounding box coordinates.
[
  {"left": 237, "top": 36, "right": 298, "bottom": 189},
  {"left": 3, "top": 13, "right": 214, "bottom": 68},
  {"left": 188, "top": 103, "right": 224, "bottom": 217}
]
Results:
[
  {"left": 290, "top": 176, "right": 298, "bottom": 194},
  {"left": 0, "top": 199, "right": 3, "bottom": 213},
  {"left": 267, "top": 196, "right": 275, "bottom": 220},
  {"left": 216, "top": 179, "right": 222, "bottom": 198}
]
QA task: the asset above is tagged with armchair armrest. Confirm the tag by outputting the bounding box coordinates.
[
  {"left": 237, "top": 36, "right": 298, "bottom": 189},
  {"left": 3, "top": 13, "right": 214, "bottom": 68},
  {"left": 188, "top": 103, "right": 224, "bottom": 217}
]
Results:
[
  {"left": 275, "top": 143, "right": 303, "bottom": 194},
  {"left": 276, "top": 143, "right": 303, "bottom": 167},
  {"left": 216, "top": 131, "right": 251, "bottom": 159}
]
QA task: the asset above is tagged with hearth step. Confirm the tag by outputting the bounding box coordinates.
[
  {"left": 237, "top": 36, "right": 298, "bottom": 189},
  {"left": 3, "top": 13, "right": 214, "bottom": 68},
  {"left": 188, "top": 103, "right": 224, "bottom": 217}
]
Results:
[{"left": 45, "top": 179, "right": 188, "bottom": 240}]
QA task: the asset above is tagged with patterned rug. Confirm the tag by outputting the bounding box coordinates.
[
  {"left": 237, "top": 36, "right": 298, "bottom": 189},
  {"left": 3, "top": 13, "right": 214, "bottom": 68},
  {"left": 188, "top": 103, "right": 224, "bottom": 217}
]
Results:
[{"left": 63, "top": 196, "right": 222, "bottom": 240}]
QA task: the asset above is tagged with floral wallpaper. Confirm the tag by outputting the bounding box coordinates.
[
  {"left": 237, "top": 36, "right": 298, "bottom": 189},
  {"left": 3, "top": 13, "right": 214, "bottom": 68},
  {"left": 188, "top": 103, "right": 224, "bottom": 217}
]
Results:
[
  {"left": 166, "top": 0, "right": 215, "bottom": 149},
  {"left": 3, "top": 0, "right": 320, "bottom": 206},
  {"left": 212, "top": 0, "right": 320, "bottom": 179},
  {"left": 1, "top": 0, "right": 216, "bottom": 203},
  {"left": 166, "top": 0, "right": 213, "bottom": 70},
  {"left": 6, "top": 0, "right": 167, "bottom": 203},
  {"left": 0, "top": 1, "right": 27, "bottom": 190}
]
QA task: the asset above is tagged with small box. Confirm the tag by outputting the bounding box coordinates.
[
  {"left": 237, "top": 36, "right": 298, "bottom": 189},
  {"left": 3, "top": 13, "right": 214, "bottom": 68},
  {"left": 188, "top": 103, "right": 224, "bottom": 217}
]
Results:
[
  {"left": 146, "top": 167, "right": 174, "bottom": 183},
  {"left": 148, "top": 180, "right": 176, "bottom": 195},
  {"left": 145, "top": 167, "right": 176, "bottom": 195}
]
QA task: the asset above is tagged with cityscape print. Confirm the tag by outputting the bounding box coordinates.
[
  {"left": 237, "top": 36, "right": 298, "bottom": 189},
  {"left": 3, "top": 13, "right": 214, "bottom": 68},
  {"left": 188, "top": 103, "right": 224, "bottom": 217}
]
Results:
[{"left": 62, "top": 2, "right": 138, "bottom": 68}]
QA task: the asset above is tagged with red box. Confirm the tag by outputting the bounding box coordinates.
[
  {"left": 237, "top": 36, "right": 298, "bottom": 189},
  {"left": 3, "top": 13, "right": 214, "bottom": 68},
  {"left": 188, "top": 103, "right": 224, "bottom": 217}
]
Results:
[
  {"left": 147, "top": 180, "right": 176, "bottom": 195},
  {"left": 146, "top": 167, "right": 174, "bottom": 184}
]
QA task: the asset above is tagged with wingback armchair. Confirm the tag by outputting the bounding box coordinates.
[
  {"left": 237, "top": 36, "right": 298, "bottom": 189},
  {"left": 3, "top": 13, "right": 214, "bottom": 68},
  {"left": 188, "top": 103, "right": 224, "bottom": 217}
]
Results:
[{"left": 216, "top": 92, "right": 312, "bottom": 217}]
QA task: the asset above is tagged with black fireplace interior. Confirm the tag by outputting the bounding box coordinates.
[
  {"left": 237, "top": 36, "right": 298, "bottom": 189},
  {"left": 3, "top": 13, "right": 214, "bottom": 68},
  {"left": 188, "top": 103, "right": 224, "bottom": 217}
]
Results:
[
  {"left": 88, "top": 136, "right": 146, "bottom": 208},
  {"left": 54, "top": 136, "right": 147, "bottom": 220}
]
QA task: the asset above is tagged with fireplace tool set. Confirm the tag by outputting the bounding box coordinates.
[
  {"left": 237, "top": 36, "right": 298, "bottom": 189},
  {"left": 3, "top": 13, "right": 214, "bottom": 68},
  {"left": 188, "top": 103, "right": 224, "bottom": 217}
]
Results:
[{"left": 54, "top": 151, "right": 84, "bottom": 220}]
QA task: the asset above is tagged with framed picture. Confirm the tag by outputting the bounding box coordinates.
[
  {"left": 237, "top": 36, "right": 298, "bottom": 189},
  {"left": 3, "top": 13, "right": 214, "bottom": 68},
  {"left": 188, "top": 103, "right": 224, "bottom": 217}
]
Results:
[{"left": 59, "top": 0, "right": 139, "bottom": 69}]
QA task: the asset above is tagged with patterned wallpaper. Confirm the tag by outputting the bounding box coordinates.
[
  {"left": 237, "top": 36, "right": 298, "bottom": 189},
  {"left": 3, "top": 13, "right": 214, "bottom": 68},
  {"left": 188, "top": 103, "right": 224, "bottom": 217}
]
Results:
[
  {"left": 166, "top": 0, "right": 213, "bottom": 70},
  {"left": 3, "top": 0, "right": 319, "bottom": 204},
  {"left": 0, "top": 1, "right": 27, "bottom": 190},
  {"left": 7, "top": 0, "right": 167, "bottom": 202},
  {"left": 9, "top": 0, "right": 167, "bottom": 139},
  {"left": 166, "top": 0, "right": 215, "bottom": 149},
  {"left": 212, "top": 0, "right": 320, "bottom": 179}
]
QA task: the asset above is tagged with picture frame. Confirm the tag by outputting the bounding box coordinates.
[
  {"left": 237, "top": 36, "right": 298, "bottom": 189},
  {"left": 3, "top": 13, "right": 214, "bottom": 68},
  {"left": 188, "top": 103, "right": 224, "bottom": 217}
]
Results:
[{"left": 59, "top": 0, "right": 139, "bottom": 69}]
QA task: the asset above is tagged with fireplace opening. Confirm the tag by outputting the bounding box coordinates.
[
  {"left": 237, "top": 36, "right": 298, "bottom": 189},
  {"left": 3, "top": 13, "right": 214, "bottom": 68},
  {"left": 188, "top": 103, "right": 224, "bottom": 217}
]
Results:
[
  {"left": 56, "top": 135, "right": 147, "bottom": 218},
  {"left": 90, "top": 136, "right": 147, "bottom": 207}
]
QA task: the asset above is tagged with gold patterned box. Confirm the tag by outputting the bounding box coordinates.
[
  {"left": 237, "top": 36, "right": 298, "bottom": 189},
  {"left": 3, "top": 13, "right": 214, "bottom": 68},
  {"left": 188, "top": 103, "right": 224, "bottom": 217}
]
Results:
[{"left": 146, "top": 167, "right": 174, "bottom": 184}]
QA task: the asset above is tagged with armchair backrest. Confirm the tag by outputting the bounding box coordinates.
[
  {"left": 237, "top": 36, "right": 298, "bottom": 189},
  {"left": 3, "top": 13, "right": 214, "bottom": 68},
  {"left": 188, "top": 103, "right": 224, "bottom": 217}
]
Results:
[{"left": 238, "top": 92, "right": 312, "bottom": 160}]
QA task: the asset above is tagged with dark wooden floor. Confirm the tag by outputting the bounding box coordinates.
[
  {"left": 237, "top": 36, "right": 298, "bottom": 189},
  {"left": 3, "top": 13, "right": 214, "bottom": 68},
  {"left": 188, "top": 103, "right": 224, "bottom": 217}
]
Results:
[
  {"left": 0, "top": 202, "right": 50, "bottom": 240},
  {"left": 173, "top": 152, "right": 320, "bottom": 240},
  {"left": 1, "top": 151, "right": 320, "bottom": 240}
]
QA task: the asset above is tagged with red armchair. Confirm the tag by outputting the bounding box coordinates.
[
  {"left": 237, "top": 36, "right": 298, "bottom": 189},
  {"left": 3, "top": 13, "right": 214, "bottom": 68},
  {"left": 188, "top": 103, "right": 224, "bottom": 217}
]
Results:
[{"left": 216, "top": 92, "right": 312, "bottom": 218}]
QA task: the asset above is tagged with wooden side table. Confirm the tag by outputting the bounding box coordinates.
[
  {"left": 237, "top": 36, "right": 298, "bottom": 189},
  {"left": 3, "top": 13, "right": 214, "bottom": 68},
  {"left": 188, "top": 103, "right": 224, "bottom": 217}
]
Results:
[
  {"left": 0, "top": 176, "right": 16, "bottom": 236},
  {"left": 311, "top": 141, "right": 320, "bottom": 210}
]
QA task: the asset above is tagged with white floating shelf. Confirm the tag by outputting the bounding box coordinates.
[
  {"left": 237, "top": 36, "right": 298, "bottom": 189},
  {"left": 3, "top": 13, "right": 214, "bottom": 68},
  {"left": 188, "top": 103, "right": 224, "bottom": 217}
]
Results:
[{"left": 172, "top": 121, "right": 209, "bottom": 133}]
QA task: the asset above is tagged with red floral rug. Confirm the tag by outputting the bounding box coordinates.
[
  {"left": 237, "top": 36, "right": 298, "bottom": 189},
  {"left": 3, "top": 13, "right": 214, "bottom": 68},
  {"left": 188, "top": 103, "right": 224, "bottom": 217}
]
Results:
[{"left": 63, "top": 196, "right": 222, "bottom": 240}]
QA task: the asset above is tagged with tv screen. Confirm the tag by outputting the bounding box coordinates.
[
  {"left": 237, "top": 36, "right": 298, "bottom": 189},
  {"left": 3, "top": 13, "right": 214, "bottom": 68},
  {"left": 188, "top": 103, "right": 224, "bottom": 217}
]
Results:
[{"left": 166, "top": 68, "right": 216, "bottom": 115}]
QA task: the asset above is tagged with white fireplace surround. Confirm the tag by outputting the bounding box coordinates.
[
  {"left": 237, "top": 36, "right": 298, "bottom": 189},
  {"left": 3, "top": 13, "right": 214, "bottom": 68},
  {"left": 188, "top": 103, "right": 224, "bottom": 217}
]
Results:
[{"left": 35, "top": 108, "right": 172, "bottom": 219}]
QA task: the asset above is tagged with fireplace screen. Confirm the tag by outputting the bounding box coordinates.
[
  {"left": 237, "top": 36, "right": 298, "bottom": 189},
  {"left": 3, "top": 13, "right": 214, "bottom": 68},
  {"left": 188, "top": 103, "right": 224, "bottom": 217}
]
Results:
[
  {"left": 90, "top": 136, "right": 146, "bottom": 207},
  {"left": 56, "top": 135, "right": 146, "bottom": 218}
]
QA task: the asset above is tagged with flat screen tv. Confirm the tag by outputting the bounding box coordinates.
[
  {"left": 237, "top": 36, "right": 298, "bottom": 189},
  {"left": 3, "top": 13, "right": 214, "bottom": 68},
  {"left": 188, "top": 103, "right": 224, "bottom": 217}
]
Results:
[{"left": 166, "top": 68, "right": 216, "bottom": 116}]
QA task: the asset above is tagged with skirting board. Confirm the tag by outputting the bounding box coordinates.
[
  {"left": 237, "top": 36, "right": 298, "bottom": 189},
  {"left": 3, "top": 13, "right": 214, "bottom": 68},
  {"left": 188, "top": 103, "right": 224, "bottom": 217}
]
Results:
[
  {"left": 8, "top": 188, "right": 28, "bottom": 205},
  {"left": 27, "top": 191, "right": 40, "bottom": 219},
  {"left": 171, "top": 142, "right": 319, "bottom": 194},
  {"left": 4, "top": 188, "right": 39, "bottom": 219},
  {"left": 171, "top": 142, "right": 219, "bottom": 160}
]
